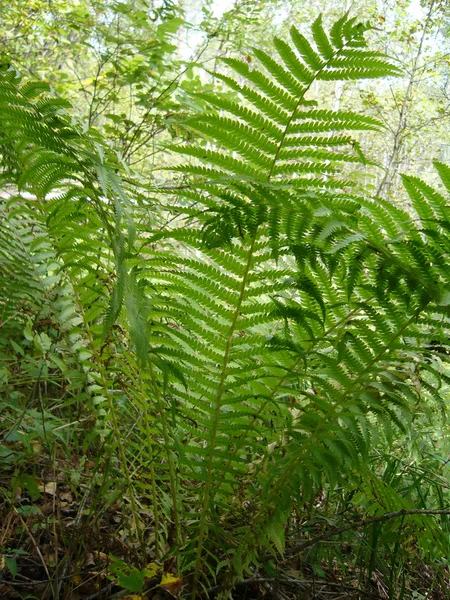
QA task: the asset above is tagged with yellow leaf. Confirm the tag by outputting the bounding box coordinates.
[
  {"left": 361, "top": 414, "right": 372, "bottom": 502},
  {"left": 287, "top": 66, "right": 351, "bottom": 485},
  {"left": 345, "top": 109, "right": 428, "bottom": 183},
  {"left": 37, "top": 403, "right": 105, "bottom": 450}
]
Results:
[
  {"left": 159, "top": 573, "right": 183, "bottom": 596},
  {"left": 143, "top": 562, "right": 163, "bottom": 579},
  {"left": 31, "top": 441, "right": 42, "bottom": 453}
]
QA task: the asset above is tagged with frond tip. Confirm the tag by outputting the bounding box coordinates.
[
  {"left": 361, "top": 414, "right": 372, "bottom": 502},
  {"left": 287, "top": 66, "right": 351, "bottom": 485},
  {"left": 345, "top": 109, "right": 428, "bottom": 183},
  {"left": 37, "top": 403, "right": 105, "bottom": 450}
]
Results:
[{"left": 168, "top": 12, "right": 400, "bottom": 198}]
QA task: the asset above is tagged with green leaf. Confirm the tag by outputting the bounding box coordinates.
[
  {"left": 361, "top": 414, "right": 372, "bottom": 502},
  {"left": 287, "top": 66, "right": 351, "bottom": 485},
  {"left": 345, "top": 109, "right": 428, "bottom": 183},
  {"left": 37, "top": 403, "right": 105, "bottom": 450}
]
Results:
[
  {"left": 117, "top": 568, "right": 145, "bottom": 593},
  {"left": 5, "top": 556, "right": 17, "bottom": 578}
]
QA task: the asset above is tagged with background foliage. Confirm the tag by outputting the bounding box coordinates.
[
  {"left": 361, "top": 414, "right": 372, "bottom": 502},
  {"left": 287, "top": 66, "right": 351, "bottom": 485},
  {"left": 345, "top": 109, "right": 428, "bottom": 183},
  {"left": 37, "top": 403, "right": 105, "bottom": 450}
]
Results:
[{"left": 1, "top": 2, "right": 450, "bottom": 600}]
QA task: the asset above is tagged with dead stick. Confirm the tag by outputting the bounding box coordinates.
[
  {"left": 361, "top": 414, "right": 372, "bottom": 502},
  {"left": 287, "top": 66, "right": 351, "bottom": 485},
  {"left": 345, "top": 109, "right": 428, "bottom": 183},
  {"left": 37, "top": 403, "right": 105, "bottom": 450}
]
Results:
[{"left": 280, "top": 508, "right": 450, "bottom": 561}]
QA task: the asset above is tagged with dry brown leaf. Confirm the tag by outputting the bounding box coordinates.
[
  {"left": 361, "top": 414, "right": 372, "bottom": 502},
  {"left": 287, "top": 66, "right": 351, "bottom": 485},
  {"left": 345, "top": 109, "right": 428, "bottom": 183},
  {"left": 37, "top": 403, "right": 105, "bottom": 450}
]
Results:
[
  {"left": 84, "top": 553, "right": 95, "bottom": 568},
  {"left": 38, "top": 481, "right": 57, "bottom": 496},
  {"left": 92, "top": 551, "right": 108, "bottom": 563},
  {"left": 41, "top": 502, "right": 54, "bottom": 515}
]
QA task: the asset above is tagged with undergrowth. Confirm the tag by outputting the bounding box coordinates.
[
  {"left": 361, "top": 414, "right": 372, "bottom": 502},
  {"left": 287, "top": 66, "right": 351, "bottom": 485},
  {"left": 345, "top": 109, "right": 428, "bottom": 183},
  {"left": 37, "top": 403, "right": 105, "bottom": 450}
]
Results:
[{"left": 1, "top": 14, "right": 450, "bottom": 600}]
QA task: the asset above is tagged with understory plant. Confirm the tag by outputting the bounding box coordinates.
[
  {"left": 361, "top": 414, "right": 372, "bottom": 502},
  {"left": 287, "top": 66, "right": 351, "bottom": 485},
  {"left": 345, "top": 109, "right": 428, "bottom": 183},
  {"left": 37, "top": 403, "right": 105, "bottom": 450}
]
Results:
[{"left": 1, "top": 13, "right": 450, "bottom": 599}]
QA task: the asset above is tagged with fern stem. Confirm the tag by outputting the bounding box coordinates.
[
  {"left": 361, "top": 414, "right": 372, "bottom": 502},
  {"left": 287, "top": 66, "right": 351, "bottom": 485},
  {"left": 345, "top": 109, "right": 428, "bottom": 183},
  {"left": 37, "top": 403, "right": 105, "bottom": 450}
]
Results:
[
  {"left": 193, "top": 38, "right": 369, "bottom": 595},
  {"left": 148, "top": 361, "right": 182, "bottom": 553},
  {"left": 69, "top": 286, "right": 147, "bottom": 561},
  {"left": 192, "top": 234, "right": 257, "bottom": 598},
  {"left": 83, "top": 327, "right": 147, "bottom": 560},
  {"left": 139, "top": 372, "right": 161, "bottom": 559},
  {"left": 102, "top": 376, "right": 147, "bottom": 557}
]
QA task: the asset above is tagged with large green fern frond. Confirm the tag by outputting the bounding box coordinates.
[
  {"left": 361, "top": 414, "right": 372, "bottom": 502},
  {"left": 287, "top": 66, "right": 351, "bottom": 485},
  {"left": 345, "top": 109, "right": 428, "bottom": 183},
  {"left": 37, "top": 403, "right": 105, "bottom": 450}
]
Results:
[
  {"left": 139, "top": 15, "right": 450, "bottom": 595},
  {"left": 140, "top": 14, "right": 410, "bottom": 593}
]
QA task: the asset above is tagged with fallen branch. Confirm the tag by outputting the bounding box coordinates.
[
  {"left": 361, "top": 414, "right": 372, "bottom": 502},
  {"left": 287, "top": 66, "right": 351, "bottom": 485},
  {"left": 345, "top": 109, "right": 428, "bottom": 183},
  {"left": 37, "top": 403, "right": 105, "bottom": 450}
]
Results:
[
  {"left": 280, "top": 508, "right": 450, "bottom": 561},
  {"left": 204, "top": 576, "right": 383, "bottom": 599}
]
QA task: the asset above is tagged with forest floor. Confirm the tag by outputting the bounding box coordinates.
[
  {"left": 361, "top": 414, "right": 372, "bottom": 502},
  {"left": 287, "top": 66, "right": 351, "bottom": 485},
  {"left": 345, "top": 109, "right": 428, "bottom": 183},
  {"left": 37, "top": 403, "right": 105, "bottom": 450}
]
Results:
[{"left": 1, "top": 451, "right": 450, "bottom": 600}]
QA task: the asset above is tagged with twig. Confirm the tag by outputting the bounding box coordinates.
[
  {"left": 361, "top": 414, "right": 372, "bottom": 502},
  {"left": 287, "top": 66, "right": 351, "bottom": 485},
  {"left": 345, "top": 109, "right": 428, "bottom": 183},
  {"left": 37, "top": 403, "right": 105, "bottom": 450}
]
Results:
[
  {"left": 84, "top": 581, "right": 155, "bottom": 600},
  {"left": 203, "top": 577, "right": 383, "bottom": 599},
  {"left": 13, "top": 507, "right": 55, "bottom": 598},
  {"left": 5, "top": 570, "right": 90, "bottom": 587},
  {"left": 83, "top": 582, "right": 115, "bottom": 600},
  {"left": 280, "top": 508, "right": 450, "bottom": 561},
  {"left": 56, "top": 486, "right": 91, "bottom": 597}
]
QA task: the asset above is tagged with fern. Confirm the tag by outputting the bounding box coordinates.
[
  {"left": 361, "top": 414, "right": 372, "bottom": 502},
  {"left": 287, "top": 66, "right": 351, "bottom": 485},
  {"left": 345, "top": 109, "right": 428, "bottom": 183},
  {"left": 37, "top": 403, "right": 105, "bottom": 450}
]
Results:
[
  {"left": 149, "top": 15, "right": 450, "bottom": 595},
  {"left": 2, "top": 14, "right": 450, "bottom": 599},
  {"left": 0, "top": 69, "right": 163, "bottom": 559},
  {"left": 146, "top": 13, "right": 433, "bottom": 594}
]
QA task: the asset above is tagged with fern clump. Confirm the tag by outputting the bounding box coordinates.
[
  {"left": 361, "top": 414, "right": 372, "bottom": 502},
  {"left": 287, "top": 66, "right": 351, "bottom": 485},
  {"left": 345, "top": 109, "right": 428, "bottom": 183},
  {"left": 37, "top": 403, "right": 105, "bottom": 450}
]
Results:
[
  {"left": 1, "top": 13, "right": 450, "bottom": 600},
  {"left": 151, "top": 13, "right": 448, "bottom": 593}
]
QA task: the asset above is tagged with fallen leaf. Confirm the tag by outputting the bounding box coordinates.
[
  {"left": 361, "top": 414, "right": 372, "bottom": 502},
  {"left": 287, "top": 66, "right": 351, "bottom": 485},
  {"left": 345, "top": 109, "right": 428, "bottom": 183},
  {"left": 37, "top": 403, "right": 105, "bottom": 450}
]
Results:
[
  {"left": 84, "top": 553, "right": 95, "bottom": 568},
  {"left": 92, "top": 551, "right": 108, "bottom": 564},
  {"left": 38, "top": 481, "right": 57, "bottom": 496},
  {"left": 41, "top": 502, "right": 54, "bottom": 515},
  {"left": 159, "top": 573, "right": 183, "bottom": 597},
  {"left": 31, "top": 441, "right": 42, "bottom": 453},
  {"left": 143, "top": 562, "right": 163, "bottom": 579},
  {"left": 59, "top": 491, "right": 72, "bottom": 502}
]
